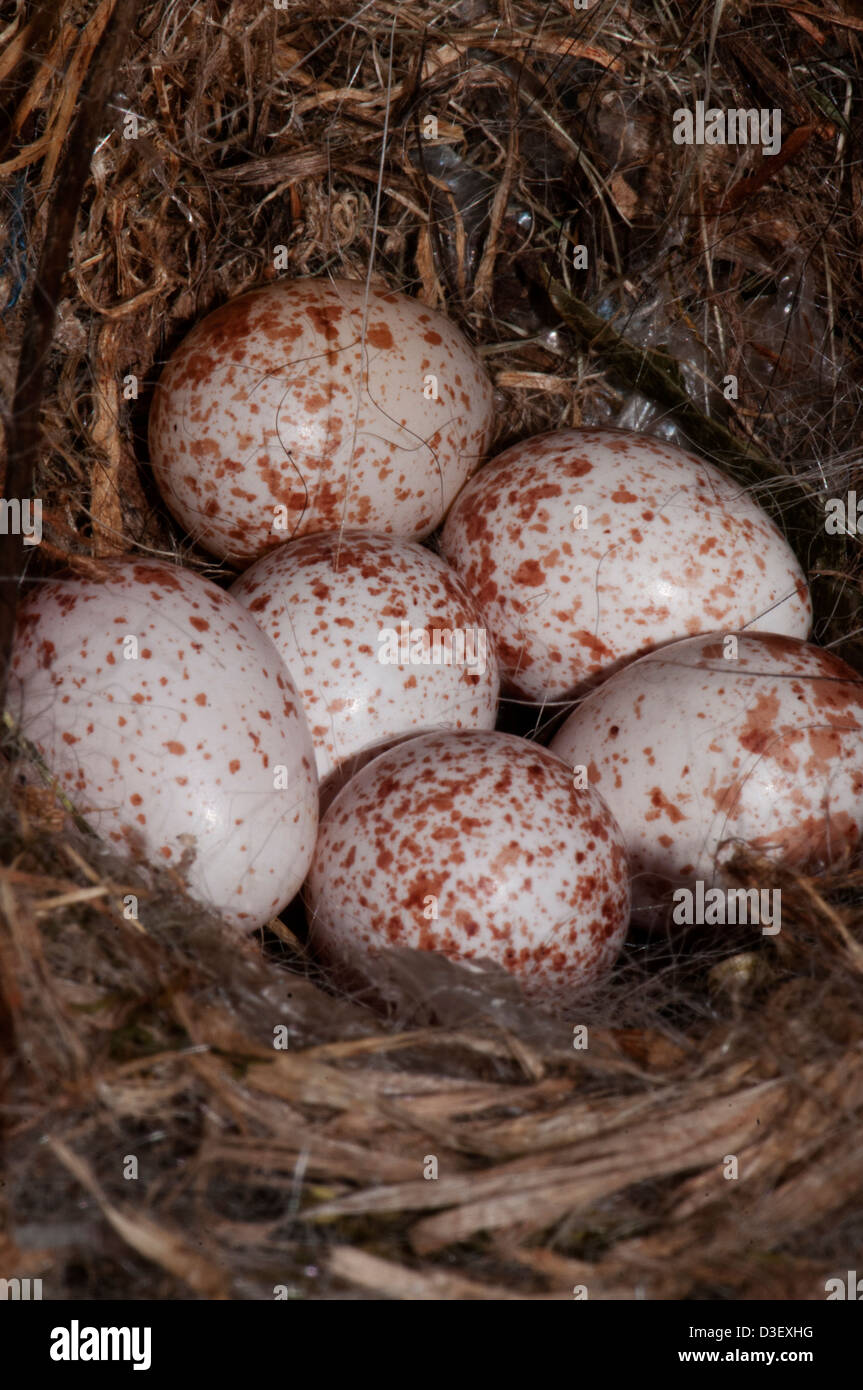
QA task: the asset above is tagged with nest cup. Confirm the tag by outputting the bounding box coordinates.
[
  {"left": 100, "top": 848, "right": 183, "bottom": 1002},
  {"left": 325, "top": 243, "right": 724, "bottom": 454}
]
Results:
[{"left": 1, "top": 0, "right": 863, "bottom": 1304}]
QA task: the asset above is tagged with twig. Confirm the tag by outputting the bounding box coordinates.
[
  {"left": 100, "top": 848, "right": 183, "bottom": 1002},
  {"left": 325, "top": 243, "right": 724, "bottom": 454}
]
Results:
[
  {"left": 536, "top": 275, "right": 820, "bottom": 530},
  {"left": 0, "top": 3, "right": 59, "bottom": 159},
  {"left": 545, "top": 279, "right": 780, "bottom": 472}
]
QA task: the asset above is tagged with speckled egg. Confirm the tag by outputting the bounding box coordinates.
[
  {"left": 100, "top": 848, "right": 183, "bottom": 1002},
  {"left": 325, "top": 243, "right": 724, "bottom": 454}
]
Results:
[
  {"left": 305, "top": 729, "right": 631, "bottom": 1012},
  {"left": 149, "top": 276, "right": 495, "bottom": 563},
  {"left": 9, "top": 559, "right": 318, "bottom": 930},
  {"left": 440, "top": 427, "right": 812, "bottom": 701},
  {"left": 550, "top": 632, "right": 863, "bottom": 915},
  {"left": 230, "top": 531, "right": 499, "bottom": 785}
]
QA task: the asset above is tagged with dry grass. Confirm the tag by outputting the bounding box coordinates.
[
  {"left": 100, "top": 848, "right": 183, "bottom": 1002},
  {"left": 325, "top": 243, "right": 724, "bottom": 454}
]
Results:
[{"left": 1, "top": 0, "right": 863, "bottom": 1299}]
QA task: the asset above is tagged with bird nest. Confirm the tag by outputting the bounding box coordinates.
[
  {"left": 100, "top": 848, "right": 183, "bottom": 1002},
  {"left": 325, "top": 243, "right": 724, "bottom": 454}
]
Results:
[{"left": 1, "top": 0, "right": 863, "bottom": 1300}]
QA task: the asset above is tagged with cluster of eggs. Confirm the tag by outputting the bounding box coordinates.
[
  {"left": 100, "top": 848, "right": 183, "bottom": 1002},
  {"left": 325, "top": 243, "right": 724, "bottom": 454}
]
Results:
[{"left": 11, "top": 277, "right": 863, "bottom": 1014}]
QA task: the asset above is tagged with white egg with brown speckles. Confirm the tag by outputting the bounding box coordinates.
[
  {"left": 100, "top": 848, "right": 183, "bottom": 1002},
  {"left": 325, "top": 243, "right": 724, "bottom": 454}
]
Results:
[
  {"left": 231, "top": 531, "right": 499, "bottom": 786},
  {"left": 440, "top": 427, "right": 812, "bottom": 701},
  {"left": 306, "top": 729, "right": 631, "bottom": 1013},
  {"left": 10, "top": 559, "right": 318, "bottom": 930},
  {"left": 550, "top": 632, "right": 863, "bottom": 918},
  {"left": 149, "top": 277, "right": 495, "bottom": 563}
]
